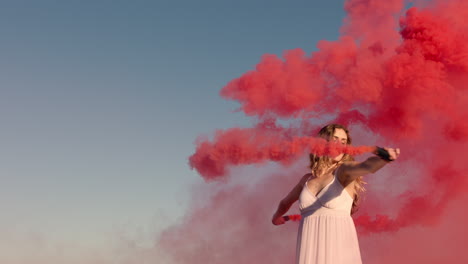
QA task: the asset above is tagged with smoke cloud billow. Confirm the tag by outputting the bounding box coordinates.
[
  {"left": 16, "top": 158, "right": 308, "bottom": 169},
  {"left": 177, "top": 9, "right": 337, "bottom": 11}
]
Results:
[{"left": 158, "top": 0, "right": 468, "bottom": 263}]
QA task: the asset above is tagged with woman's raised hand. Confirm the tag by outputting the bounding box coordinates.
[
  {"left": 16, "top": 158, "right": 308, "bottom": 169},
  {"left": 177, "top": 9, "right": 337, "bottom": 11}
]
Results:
[{"left": 382, "top": 147, "right": 400, "bottom": 161}]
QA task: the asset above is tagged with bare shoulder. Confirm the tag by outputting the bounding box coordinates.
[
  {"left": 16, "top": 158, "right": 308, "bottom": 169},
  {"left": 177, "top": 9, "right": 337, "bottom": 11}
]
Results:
[
  {"left": 337, "top": 161, "right": 359, "bottom": 183},
  {"left": 338, "top": 161, "right": 359, "bottom": 172},
  {"left": 281, "top": 173, "right": 313, "bottom": 204},
  {"left": 342, "top": 161, "right": 359, "bottom": 166},
  {"left": 299, "top": 172, "right": 314, "bottom": 185}
]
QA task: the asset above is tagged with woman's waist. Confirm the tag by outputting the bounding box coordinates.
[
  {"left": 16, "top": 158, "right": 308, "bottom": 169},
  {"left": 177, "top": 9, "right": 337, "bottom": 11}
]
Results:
[{"left": 300, "top": 204, "right": 351, "bottom": 218}]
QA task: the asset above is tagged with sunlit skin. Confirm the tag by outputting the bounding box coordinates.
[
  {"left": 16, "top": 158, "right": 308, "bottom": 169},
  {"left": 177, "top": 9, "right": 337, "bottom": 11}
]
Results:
[{"left": 271, "top": 128, "right": 400, "bottom": 225}]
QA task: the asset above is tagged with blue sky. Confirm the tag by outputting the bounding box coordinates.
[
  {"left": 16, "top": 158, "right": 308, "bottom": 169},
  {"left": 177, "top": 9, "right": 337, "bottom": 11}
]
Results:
[{"left": 0, "top": 0, "right": 346, "bottom": 255}]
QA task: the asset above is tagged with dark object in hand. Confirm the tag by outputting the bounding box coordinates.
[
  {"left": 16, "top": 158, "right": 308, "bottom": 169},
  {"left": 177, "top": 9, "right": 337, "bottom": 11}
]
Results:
[{"left": 375, "top": 147, "right": 393, "bottom": 162}]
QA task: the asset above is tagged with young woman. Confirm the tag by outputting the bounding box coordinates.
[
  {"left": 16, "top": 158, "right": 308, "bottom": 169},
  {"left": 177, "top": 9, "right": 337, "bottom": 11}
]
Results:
[{"left": 271, "top": 124, "right": 400, "bottom": 264}]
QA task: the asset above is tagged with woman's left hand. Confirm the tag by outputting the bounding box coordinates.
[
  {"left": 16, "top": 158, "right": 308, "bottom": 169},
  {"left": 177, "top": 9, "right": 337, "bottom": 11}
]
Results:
[{"left": 384, "top": 147, "right": 400, "bottom": 161}]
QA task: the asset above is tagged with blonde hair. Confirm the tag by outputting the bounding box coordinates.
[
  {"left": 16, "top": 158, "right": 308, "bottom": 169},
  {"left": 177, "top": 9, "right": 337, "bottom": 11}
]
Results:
[{"left": 309, "top": 124, "right": 365, "bottom": 215}]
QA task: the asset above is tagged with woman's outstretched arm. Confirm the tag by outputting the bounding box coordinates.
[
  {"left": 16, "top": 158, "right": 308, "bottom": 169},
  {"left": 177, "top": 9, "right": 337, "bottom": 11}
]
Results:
[
  {"left": 271, "top": 173, "right": 311, "bottom": 225},
  {"left": 339, "top": 147, "right": 400, "bottom": 182}
]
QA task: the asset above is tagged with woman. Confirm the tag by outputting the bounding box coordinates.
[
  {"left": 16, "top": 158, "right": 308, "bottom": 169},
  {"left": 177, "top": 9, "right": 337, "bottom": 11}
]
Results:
[{"left": 271, "top": 124, "right": 400, "bottom": 264}]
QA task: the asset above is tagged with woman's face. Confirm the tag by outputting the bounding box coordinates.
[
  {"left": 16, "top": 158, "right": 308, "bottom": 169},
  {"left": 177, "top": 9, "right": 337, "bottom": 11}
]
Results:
[{"left": 332, "top": 128, "right": 348, "bottom": 161}]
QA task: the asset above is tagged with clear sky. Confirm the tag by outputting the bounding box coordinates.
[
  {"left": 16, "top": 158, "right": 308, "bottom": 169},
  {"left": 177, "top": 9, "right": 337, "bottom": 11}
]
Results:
[{"left": 0, "top": 0, "right": 346, "bottom": 258}]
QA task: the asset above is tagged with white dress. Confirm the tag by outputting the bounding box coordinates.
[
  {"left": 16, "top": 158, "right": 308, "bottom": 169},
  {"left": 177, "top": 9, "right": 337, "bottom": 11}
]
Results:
[{"left": 296, "top": 172, "right": 362, "bottom": 264}]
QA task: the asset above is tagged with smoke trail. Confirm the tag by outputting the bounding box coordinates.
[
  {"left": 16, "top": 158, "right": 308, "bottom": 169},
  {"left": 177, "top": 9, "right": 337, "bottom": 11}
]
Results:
[
  {"left": 189, "top": 127, "right": 374, "bottom": 180},
  {"left": 157, "top": 0, "right": 468, "bottom": 263}
]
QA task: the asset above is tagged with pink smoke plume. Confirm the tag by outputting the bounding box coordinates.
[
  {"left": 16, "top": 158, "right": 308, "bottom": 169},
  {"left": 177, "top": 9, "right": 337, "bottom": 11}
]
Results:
[
  {"left": 158, "top": 0, "right": 468, "bottom": 263},
  {"left": 189, "top": 127, "right": 375, "bottom": 180}
]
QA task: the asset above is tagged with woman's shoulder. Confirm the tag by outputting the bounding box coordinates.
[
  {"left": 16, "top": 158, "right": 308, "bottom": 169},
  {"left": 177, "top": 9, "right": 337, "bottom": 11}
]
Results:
[
  {"left": 299, "top": 172, "right": 314, "bottom": 185},
  {"left": 340, "top": 160, "right": 359, "bottom": 168},
  {"left": 342, "top": 160, "right": 359, "bottom": 165}
]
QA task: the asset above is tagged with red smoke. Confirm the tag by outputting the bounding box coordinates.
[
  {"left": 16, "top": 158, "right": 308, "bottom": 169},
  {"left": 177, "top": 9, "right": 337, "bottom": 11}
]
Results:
[
  {"left": 189, "top": 128, "right": 374, "bottom": 180},
  {"left": 158, "top": 0, "right": 468, "bottom": 263},
  {"left": 285, "top": 214, "right": 302, "bottom": 222}
]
